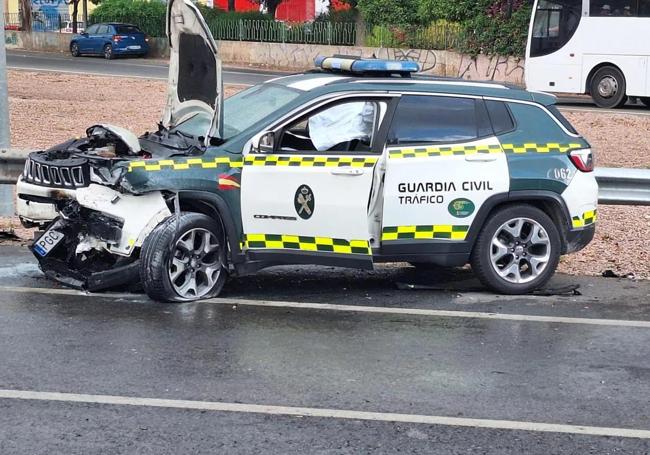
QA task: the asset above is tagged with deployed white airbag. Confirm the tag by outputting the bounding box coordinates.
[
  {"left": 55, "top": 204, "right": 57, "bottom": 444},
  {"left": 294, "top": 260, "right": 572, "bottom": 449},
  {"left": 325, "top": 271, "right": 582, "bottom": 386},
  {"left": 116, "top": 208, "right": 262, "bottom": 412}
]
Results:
[{"left": 308, "top": 101, "right": 375, "bottom": 151}]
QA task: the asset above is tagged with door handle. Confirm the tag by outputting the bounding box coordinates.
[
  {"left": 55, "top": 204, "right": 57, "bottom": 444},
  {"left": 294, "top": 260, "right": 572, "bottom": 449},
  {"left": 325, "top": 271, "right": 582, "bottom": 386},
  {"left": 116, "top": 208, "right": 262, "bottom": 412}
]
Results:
[
  {"left": 330, "top": 167, "right": 365, "bottom": 176},
  {"left": 465, "top": 154, "right": 498, "bottom": 162}
]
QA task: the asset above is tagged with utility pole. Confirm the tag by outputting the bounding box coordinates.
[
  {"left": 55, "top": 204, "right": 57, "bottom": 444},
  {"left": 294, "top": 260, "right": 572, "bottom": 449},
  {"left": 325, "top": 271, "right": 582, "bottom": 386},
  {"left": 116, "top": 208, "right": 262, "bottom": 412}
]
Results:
[
  {"left": 0, "top": 0, "right": 10, "bottom": 149},
  {"left": 0, "top": 0, "right": 14, "bottom": 218}
]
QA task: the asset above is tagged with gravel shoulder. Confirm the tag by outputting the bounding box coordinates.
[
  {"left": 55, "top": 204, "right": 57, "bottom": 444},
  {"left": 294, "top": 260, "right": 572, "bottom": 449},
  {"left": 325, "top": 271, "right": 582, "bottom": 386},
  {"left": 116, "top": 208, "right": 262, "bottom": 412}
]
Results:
[{"left": 5, "top": 70, "right": 650, "bottom": 279}]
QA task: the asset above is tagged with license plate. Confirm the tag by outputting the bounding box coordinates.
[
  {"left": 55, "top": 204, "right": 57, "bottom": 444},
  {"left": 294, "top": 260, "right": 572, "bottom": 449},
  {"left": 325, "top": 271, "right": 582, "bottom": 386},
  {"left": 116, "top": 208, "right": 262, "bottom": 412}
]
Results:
[
  {"left": 33, "top": 229, "right": 64, "bottom": 257},
  {"left": 128, "top": 45, "right": 141, "bottom": 50}
]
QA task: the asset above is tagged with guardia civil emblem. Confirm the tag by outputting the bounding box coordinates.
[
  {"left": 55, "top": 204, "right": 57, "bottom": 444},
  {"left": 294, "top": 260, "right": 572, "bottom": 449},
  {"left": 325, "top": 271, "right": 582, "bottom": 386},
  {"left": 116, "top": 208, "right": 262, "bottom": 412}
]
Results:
[{"left": 294, "top": 185, "right": 315, "bottom": 220}]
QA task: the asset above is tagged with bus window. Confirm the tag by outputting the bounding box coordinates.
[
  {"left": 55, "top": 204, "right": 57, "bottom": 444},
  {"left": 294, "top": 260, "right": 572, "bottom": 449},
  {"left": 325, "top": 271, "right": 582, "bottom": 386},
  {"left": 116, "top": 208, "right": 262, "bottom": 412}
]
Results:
[
  {"left": 639, "top": 0, "right": 650, "bottom": 16},
  {"left": 590, "top": 0, "right": 637, "bottom": 16},
  {"left": 530, "top": 0, "right": 582, "bottom": 57}
]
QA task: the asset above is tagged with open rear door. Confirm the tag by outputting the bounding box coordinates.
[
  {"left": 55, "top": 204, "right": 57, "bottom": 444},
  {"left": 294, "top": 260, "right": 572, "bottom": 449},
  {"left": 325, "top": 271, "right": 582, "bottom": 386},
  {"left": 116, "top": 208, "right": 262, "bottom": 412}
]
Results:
[{"left": 163, "top": 0, "right": 223, "bottom": 142}]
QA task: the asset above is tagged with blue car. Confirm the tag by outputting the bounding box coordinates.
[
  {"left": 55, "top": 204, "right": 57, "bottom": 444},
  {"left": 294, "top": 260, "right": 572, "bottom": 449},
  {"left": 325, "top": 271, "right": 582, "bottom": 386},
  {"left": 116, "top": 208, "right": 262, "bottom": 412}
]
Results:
[{"left": 70, "top": 23, "right": 149, "bottom": 59}]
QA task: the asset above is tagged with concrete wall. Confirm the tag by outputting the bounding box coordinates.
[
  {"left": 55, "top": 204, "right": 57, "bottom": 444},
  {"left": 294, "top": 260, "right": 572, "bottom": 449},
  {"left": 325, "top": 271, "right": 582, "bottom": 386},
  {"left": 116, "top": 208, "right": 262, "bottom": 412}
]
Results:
[{"left": 4, "top": 31, "right": 525, "bottom": 85}]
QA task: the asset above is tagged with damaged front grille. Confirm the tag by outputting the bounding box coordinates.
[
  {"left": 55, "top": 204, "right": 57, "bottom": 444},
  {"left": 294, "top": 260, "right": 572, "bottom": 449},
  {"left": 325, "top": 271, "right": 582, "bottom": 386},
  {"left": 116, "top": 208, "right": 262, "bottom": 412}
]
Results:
[{"left": 23, "top": 152, "right": 90, "bottom": 189}]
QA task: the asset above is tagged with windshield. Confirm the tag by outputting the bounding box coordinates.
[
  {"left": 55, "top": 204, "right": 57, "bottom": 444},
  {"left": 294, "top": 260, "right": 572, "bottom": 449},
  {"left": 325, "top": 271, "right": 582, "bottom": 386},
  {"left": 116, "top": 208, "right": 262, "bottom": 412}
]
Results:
[
  {"left": 115, "top": 25, "right": 141, "bottom": 34},
  {"left": 173, "top": 113, "right": 211, "bottom": 139},
  {"left": 222, "top": 84, "right": 302, "bottom": 139}
]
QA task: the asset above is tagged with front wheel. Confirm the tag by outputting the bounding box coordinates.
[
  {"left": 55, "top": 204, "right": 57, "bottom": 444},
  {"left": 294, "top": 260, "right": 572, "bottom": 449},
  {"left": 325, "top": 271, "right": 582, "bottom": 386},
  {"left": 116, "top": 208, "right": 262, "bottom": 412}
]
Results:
[
  {"left": 590, "top": 66, "right": 627, "bottom": 109},
  {"left": 70, "top": 42, "right": 80, "bottom": 57},
  {"left": 103, "top": 44, "right": 114, "bottom": 60},
  {"left": 470, "top": 205, "right": 561, "bottom": 294},
  {"left": 140, "top": 213, "right": 228, "bottom": 302}
]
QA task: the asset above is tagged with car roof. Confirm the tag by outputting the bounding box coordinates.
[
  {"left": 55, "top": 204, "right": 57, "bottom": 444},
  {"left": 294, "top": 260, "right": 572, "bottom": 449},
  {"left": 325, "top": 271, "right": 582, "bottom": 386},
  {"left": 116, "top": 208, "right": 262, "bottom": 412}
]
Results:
[
  {"left": 267, "top": 71, "right": 556, "bottom": 106},
  {"left": 102, "top": 23, "right": 140, "bottom": 28}
]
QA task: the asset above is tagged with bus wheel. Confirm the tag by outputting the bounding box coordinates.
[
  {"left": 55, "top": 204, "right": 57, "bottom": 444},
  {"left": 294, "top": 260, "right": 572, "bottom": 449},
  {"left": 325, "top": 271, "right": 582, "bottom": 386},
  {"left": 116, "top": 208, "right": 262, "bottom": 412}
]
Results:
[
  {"left": 590, "top": 66, "right": 627, "bottom": 109},
  {"left": 640, "top": 97, "right": 650, "bottom": 108}
]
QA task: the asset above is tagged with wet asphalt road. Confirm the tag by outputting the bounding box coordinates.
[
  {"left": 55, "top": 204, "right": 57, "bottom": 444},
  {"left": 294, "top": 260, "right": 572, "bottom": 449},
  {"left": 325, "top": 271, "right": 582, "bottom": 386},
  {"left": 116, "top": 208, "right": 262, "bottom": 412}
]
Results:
[
  {"left": 1, "top": 245, "right": 650, "bottom": 454},
  {"left": 6, "top": 49, "right": 280, "bottom": 86}
]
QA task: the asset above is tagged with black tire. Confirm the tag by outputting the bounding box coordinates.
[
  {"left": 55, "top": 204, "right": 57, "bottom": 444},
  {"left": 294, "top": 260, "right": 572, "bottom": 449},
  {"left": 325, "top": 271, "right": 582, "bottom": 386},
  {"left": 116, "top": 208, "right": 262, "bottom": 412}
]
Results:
[
  {"left": 470, "top": 204, "right": 561, "bottom": 295},
  {"left": 590, "top": 66, "right": 627, "bottom": 109},
  {"left": 640, "top": 97, "right": 650, "bottom": 108},
  {"left": 70, "top": 42, "right": 80, "bottom": 57},
  {"left": 103, "top": 44, "right": 114, "bottom": 60},
  {"left": 140, "top": 213, "right": 228, "bottom": 302}
]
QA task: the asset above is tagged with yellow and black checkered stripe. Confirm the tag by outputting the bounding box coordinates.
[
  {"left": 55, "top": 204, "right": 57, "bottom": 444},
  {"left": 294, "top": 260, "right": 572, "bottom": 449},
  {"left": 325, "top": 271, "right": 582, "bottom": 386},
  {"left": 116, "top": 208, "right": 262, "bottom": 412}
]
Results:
[
  {"left": 388, "top": 144, "right": 502, "bottom": 159},
  {"left": 128, "top": 157, "right": 243, "bottom": 172},
  {"left": 572, "top": 209, "right": 597, "bottom": 228},
  {"left": 388, "top": 143, "right": 584, "bottom": 159},
  {"left": 382, "top": 225, "right": 469, "bottom": 241},
  {"left": 501, "top": 143, "right": 583, "bottom": 154},
  {"left": 243, "top": 234, "right": 371, "bottom": 255},
  {"left": 244, "top": 155, "right": 378, "bottom": 168},
  {"left": 128, "top": 155, "right": 378, "bottom": 172}
]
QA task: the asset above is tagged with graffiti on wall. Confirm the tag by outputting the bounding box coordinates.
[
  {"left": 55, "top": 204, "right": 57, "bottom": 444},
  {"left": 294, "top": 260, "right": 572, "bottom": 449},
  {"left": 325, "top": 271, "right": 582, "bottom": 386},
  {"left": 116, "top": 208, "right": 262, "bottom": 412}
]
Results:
[
  {"left": 5, "top": 33, "right": 18, "bottom": 46},
  {"left": 457, "top": 54, "right": 525, "bottom": 83},
  {"left": 228, "top": 41, "right": 526, "bottom": 85},
  {"left": 375, "top": 48, "right": 438, "bottom": 72}
]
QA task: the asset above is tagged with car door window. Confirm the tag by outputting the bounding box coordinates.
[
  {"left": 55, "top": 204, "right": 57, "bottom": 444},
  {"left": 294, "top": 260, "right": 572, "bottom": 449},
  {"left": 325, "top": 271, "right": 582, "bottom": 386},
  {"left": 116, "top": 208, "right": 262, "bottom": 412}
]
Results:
[
  {"left": 96, "top": 25, "right": 109, "bottom": 35},
  {"left": 278, "top": 100, "right": 385, "bottom": 154},
  {"left": 387, "top": 95, "right": 487, "bottom": 145},
  {"left": 85, "top": 24, "right": 98, "bottom": 34}
]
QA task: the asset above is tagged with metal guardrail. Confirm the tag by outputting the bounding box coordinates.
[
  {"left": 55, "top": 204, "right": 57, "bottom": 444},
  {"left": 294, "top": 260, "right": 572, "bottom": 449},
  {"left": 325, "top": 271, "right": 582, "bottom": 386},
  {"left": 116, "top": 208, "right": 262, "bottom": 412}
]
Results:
[
  {"left": 0, "top": 149, "right": 27, "bottom": 184},
  {"left": 1, "top": 155, "right": 649, "bottom": 205},
  {"left": 594, "top": 167, "right": 650, "bottom": 206}
]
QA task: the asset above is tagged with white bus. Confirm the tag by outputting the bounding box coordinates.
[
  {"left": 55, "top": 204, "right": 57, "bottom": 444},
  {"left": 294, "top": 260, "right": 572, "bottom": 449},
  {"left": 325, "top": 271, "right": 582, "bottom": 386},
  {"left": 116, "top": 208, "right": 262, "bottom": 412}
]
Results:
[{"left": 525, "top": 0, "right": 650, "bottom": 108}]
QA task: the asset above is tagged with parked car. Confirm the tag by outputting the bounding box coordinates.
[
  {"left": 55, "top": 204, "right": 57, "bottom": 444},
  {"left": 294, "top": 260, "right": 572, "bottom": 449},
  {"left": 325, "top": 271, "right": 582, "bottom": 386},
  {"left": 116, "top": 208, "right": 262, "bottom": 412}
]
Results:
[
  {"left": 61, "top": 20, "right": 85, "bottom": 34},
  {"left": 16, "top": 0, "right": 597, "bottom": 302},
  {"left": 70, "top": 23, "right": 149, "bottom": 59}
]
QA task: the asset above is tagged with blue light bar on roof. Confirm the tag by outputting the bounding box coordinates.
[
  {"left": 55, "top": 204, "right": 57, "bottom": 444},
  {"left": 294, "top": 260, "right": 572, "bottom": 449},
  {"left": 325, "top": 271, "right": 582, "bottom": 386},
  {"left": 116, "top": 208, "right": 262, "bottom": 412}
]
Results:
[{"left": 314, "top": 56, "right": 420, "bottom": 75}]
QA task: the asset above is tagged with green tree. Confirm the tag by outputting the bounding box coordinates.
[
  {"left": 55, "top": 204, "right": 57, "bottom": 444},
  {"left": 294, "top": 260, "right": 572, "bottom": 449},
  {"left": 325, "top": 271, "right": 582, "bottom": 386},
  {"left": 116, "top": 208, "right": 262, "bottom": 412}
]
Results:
[
  {"left": 356, "top": 0, "right": 421, "bottom": 26},
  {"left": 416, "top": 0, "right": 483, "bottom": 22}
]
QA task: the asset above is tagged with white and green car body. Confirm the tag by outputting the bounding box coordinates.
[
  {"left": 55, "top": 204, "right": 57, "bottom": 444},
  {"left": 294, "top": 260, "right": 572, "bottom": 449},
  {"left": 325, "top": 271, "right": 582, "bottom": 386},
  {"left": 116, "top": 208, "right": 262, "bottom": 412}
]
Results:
[{"left": 16, "top": 0, "right": 597, "bottom": 301}]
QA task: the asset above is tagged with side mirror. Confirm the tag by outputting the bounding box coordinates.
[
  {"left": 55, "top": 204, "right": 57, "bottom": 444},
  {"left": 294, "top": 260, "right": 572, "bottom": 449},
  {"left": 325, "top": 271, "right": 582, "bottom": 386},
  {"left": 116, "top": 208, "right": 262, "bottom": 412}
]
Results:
[
  {"left": 80, "top": 32, "right": 88, "bottom": 36},
  {"left": 256, "top": 131, "right": 275, "bottom": 154}
]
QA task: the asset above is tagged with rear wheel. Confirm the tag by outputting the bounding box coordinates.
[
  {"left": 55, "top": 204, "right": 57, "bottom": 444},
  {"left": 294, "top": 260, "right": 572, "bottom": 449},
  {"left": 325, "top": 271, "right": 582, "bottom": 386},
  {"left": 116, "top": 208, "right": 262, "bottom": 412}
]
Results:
[
  {"left": 590, "top": 66, "right": 627, "bottom": 109},
  {"left": 470, "top": 205, "right": 561, "bottom": 294},
  {"left": 140, "top": 213, "right": 228, "bottom": 302},
  {"left": 640, "top": 97, "right": 650, "bottom": 108},
  {"left": 70, "top": 42, "right": 80, "bottom": 57},
  {"left": 103, "top": 44, "right": 114, "bottom": 60}
]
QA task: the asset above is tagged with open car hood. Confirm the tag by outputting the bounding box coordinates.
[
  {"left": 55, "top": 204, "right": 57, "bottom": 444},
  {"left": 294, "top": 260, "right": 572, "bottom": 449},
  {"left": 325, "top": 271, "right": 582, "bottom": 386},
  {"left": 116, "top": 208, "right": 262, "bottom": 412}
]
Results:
[{"left": 162, "top": 0, "right": 223, "bottom": 143}]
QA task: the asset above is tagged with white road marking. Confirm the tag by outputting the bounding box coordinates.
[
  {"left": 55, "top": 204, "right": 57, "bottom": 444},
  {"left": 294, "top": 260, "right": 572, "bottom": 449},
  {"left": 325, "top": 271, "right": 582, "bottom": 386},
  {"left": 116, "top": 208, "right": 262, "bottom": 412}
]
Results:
[
  {"left": 2, "top": 285, "right": 650, "bottom": 328},
  {"left": 0, "top": 388, "right": 648, "bottom": 439}
]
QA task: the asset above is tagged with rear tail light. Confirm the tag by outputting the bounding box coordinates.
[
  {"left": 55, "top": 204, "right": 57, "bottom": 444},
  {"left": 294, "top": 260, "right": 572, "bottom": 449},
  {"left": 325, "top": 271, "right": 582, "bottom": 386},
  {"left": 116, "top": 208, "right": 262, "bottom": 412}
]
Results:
[
  {"left": 145, "top": 35, "right": 150, "bottom": 42},
  {"left": 569, "top": 148, "right": 594, "bottom": 172},
  {"left": 113, "top": 35, "right": 126, "bottom": 42}
]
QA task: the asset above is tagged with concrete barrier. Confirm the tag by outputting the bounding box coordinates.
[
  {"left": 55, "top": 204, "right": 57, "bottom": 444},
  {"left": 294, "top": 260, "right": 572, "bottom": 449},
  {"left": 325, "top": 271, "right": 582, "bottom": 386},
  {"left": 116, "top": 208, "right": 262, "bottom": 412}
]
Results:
[{"left": 5, "top": 31, "right": 526, "bottom": 85}]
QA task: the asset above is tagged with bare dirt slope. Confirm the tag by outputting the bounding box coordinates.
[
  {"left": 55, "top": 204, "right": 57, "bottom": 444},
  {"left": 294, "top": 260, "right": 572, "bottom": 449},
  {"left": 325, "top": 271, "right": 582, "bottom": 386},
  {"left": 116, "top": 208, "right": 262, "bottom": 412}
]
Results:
[{"left": 6, "top": 70, "right": 650, "bottom": 279}]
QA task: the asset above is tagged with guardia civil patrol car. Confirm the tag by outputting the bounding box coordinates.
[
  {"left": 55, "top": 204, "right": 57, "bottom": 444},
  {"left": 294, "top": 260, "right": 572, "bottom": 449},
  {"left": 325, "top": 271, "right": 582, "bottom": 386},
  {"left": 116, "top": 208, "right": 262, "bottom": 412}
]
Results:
[{"left": 16, "top": 0, "right": 597, "bottom": 301}]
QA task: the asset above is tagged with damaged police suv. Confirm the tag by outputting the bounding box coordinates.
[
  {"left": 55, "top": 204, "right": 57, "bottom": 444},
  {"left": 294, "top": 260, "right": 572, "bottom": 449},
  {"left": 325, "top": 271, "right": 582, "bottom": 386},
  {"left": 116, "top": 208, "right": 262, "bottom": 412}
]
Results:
[{"left": 16, "top": 0, "right": 597, "bottom": 301}]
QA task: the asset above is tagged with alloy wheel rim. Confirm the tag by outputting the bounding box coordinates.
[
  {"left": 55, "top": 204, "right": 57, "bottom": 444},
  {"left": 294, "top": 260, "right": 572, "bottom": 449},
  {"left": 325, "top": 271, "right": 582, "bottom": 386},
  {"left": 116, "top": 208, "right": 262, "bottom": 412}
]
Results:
[
  {"left": 489, "top": 217, "right": 551, "bottom": 284},
  {"left": 105, "top": 46, "right": 112, "bottom": 58},
  {"left": 168, "top": 228, "right": 222, "bottom": 299},
  {"left": 597, "top": 76, "right": 618, "bottom": 98}
]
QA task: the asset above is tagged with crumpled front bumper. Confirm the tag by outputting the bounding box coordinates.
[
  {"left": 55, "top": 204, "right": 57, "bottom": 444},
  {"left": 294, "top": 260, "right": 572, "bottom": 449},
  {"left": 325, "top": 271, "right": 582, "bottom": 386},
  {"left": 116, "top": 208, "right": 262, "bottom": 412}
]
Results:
[
  {"left": 28, "top": 184, "right": 171, "bottom": 291},
  {"left": 31, "top": 214, "right": 141, "bottom": 291}
]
